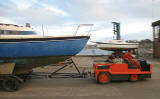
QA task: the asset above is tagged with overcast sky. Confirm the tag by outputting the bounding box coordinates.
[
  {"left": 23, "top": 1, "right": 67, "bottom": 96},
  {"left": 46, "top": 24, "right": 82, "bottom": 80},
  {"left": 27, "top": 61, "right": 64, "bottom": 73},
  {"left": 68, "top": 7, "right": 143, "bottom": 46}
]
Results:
[{"left": 0, "top": 0, "right": 160, "bottom": 42}]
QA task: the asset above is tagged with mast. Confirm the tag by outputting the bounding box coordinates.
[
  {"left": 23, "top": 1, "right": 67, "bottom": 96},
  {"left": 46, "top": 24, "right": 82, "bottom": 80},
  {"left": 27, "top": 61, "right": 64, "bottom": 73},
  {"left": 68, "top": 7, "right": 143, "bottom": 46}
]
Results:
[{"left": 42, "top": 24, "right": 44, "bottom": 36}]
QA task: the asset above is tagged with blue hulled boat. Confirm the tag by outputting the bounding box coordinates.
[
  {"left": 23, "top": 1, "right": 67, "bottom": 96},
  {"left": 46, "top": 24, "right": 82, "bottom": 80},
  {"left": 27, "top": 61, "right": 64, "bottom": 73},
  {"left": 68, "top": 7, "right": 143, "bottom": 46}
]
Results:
[
  {"left": 0, "top": 23, "right": 90, "bottom": 74},
  {"left": 0, "top": 36, "right": 89, "bottom": 58}
]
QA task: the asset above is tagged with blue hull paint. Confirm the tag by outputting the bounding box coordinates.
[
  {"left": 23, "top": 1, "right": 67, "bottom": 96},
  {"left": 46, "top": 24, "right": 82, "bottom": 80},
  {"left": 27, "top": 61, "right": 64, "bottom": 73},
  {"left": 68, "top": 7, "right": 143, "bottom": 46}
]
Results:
[{"left": 0, "top": 37, "right": 89, "bottom": 58}]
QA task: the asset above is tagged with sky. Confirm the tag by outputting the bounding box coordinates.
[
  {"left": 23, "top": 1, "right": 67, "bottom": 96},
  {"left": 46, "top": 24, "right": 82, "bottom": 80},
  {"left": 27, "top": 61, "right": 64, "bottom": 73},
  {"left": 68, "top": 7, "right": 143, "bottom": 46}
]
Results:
[{"left": 0, "top": 0, "right": 160, "bottom": 42}]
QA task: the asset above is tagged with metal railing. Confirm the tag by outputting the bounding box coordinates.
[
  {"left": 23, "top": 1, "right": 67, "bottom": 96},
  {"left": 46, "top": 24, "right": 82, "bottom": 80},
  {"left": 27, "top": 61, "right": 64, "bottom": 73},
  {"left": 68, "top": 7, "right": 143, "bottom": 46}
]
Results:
[{"left": 74, "top": 24, "right": 93, "bottom": 36}]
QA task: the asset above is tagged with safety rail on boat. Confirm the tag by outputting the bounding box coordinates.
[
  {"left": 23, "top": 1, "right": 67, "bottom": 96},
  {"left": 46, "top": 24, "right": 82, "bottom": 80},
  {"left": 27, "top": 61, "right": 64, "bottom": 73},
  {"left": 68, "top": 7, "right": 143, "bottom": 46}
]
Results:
[{"left": 74, "top": 24, "right": 93, "bottom": 36}]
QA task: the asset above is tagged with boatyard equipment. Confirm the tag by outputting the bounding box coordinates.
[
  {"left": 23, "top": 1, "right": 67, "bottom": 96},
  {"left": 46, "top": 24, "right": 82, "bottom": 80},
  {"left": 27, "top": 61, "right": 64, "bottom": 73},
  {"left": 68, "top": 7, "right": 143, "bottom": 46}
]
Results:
[
  {"left": 112, "top": 22, "right": 120, "bottom": 40},
  {"left": 94, "top": 60, "right": 152, "bottom": 84}
]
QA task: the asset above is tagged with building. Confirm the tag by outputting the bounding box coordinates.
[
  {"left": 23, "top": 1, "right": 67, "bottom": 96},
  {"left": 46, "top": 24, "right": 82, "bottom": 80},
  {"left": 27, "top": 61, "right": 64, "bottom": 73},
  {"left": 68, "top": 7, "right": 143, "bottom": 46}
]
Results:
[{"left": 152, "top": 20, "right": 160, "bottom": 58}]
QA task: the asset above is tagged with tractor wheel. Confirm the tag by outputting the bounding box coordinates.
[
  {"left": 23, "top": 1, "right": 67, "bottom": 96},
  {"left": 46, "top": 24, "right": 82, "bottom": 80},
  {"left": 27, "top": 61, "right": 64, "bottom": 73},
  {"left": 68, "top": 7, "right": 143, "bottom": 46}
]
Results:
[
  {"left": 129, "top": 74, "right": 138, "bottom": 82},
  {"left": 2, "top": 77, "right": 20, "bottom": 92},
  {"left": 97, "top": 72, "right": 111, "bottom": 84}
]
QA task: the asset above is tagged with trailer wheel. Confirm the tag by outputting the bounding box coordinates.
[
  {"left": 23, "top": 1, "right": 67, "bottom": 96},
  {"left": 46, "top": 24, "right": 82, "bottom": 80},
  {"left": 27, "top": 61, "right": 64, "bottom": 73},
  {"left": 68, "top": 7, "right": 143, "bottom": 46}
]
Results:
[
  {"left": 98, "top": 72, "right": 111, "bottom": 84},
  {"left": 2, "top": 77, "right": 20, "bottom": 92},
  {"left": 129, "top": 74, "right": 138, "bottom": 82}
]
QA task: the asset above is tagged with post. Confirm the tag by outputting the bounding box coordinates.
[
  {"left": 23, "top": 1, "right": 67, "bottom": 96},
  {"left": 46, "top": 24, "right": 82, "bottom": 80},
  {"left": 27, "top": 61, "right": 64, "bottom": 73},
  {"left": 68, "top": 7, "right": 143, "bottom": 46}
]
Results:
[{"left": 42, "top": 24, "right": 44, "bottom": 36}]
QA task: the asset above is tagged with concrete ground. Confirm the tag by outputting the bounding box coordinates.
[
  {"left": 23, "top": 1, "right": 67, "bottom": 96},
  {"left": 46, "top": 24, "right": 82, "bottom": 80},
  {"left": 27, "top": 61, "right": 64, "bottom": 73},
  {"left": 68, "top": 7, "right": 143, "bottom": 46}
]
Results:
[{"left": 0, "top": 57, "right": 160, "bottom": 99}]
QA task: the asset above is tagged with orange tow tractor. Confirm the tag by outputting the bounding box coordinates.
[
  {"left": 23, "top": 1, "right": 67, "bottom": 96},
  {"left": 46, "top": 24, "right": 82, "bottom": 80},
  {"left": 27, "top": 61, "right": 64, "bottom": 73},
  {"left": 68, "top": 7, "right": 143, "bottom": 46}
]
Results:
[
  {"left": 94, "top": 60, "right": 152, "bottom": 84},
  {"left": 94, "top": 22, "right": 152, "bottom": 84}
]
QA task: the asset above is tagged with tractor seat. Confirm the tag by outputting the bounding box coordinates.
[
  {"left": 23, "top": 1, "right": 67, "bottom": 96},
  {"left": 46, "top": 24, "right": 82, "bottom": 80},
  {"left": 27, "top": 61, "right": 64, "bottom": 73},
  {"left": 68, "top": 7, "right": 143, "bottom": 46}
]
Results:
[{"left": 123, "top": 59, "right": 138, "bottom": 69}]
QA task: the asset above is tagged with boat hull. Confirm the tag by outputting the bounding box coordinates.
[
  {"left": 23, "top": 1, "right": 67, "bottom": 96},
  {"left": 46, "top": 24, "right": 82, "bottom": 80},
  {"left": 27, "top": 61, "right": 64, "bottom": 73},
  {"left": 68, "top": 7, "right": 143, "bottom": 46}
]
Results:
[
  {"left": 0, "top": 36, "right": 89, "bottom": 74},
  {"left": 0, "top": 36, "right": 89, "bottom": 58},
  {"left": 96, "top": 40, "right": 139, "bottom": 51},
  {"left": 97, "top": 43, "right": 139, "bottom": 50}
]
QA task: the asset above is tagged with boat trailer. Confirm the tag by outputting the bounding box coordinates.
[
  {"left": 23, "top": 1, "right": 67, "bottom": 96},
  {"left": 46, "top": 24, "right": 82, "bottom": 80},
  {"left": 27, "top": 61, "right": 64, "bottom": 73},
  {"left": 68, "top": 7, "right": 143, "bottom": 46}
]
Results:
[
  {"left": 0, "top": 58, "right": 92, "bottom": 92},
  {"left": 0, "top": 58, "right": 152, "bottom": 92},
  {"left": 30, "top": 59, "right": 91, "bottom": 79}
]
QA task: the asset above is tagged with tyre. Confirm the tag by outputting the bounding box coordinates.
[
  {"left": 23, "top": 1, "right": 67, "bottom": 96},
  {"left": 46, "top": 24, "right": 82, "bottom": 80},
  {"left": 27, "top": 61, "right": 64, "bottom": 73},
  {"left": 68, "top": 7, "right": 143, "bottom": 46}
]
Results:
[
  {"left": 129, "top": 74, "right": 138, "bottom": 82},
  {"left": 2, "top": 77, "right": 20, "bottom": 92},
  {"left": 97, "top": 72, "right": 111, "bottom": 84}
]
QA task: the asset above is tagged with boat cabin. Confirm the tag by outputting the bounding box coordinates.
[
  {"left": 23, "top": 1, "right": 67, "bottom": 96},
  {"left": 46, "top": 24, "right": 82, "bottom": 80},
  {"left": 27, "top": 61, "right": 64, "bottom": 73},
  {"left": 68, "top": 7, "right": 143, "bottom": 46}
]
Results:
[{"left": 0, "top": 23, "right": 36, "bottom": 35}]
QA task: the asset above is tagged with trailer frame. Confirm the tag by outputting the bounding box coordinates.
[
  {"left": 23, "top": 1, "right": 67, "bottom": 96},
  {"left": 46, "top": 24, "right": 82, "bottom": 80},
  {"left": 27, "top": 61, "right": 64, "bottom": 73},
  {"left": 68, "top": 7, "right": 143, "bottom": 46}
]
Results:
[{"left": 0, "top": 58, "right": 90, "bottom": 91}]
